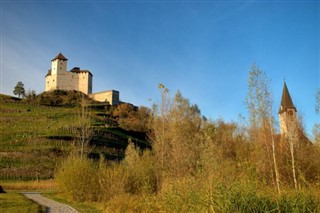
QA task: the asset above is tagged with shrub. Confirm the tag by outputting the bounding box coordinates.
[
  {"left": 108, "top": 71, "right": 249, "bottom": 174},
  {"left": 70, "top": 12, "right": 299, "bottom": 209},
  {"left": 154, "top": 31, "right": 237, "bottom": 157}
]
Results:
[
  {"left": 98, "top": 161, "right": 126, "bottom": 202},
  {"left": 56, "top": 156, "right": 99, "bottom": 202},
  {"left": 124, "top": 142, "right": 158, "bottom": 195}
]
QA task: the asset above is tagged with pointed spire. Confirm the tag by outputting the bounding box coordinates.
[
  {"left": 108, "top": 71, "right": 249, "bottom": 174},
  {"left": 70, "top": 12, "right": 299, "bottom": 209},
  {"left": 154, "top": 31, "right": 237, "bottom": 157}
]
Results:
[
  {"left": 279, "top": 81, "right": 296, "bottom": 114},
  {"left": 51, "top": 53, "right": 68, "bottom": 61}
]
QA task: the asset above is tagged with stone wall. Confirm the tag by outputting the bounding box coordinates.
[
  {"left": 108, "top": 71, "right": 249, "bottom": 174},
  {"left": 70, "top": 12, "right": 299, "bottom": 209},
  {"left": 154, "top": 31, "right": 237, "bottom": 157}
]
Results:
[
  {"left": 45, "top": 69, "right": 92, "bottom": 95},
  {"left": 89, "top": 90, "right": 120, "bottom": 105}
]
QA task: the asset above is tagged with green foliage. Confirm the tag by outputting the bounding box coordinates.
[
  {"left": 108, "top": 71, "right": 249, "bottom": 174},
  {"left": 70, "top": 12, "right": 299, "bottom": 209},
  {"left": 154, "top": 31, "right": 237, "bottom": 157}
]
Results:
[
  {"left": 0, "top": 93, "right": 151, "bottom": 181},
  {"left": 13, "top": 81, "right": 25, "bottom": 98},
  {"left": 0, "top": 96, "right": 77, "bottom": 180},
  {"left": 216, "top": 184, "right": 320, "bottom": 212},
  {"left": 160, "top": 180, "right": 320, "bottom": 213}
]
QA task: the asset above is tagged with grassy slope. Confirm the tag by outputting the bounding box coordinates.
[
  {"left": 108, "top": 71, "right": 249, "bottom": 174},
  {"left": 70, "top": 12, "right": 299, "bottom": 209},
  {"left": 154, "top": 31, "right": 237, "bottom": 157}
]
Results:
[
  {"left": 0, "top": 94, "right": 149, "bottom": 180},
  {"left": 0, "top": 94, "right": 77, "bottom": 180}
]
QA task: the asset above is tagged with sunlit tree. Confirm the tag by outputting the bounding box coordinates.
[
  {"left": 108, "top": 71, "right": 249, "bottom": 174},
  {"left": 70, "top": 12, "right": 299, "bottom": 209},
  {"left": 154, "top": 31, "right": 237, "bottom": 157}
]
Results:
[{"left": 245, "top": 64, "right": 280, "bottom": 193}]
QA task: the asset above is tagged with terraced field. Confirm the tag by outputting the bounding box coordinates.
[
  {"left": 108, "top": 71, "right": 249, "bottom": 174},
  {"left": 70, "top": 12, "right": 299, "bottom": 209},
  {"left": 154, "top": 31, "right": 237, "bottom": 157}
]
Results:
[{"left": 0, "top": 93, "right": 149, "bottom": 180}]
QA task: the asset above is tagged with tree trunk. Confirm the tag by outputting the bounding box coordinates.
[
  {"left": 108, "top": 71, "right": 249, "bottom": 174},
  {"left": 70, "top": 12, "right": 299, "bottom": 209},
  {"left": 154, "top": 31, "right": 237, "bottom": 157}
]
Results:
[{"left": 270, "top": 117, "right": 281, "bottom": 194}]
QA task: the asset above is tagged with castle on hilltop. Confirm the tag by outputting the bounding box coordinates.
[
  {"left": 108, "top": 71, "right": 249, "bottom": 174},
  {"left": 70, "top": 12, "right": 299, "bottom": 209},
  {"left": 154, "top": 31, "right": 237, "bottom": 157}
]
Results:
[{"left": 45, "top": 53, "right": 120, "bottom": 105}]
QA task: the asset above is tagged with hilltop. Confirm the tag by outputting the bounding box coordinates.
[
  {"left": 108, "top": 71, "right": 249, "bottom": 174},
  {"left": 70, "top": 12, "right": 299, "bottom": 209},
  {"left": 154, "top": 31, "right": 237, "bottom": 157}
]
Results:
[{"left": 0, "top": 93, "right": 150, "bottom": 180}]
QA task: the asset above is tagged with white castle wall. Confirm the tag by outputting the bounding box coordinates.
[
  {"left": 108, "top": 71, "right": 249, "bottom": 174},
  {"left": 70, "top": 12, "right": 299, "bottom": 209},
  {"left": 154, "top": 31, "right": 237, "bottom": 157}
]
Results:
[
  {"left": 45, "top": 54, "right": 119, "bottom": 105},
  {"left": 45, "top": 55, "right": 92, "bottom": 95}
]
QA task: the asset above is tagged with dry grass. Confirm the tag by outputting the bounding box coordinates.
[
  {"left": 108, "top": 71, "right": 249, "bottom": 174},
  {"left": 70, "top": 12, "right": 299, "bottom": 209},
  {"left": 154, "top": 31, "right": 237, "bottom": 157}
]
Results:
[{"left": 1, "top": 180, "right": 57, "bottom": 191}]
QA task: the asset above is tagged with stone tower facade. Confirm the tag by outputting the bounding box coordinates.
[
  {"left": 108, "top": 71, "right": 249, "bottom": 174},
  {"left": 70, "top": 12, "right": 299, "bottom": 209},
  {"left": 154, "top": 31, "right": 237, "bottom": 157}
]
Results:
[
  {"left": 45, "top": 53, "right": 93, "bottom": 95},
  {"left": 279, "top": 82, "right": 297, "bottom": 136}
]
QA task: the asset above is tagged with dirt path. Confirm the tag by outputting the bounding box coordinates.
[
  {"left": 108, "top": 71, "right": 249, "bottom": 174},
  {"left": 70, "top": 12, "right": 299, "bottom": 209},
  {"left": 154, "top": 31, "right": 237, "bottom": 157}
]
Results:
[{"left": 22, "top": 192, "right": 79, "bottom": 213}]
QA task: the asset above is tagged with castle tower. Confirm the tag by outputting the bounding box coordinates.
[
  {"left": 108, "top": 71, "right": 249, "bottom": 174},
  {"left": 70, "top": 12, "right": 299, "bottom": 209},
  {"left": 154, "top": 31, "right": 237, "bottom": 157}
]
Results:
[
  {"left": 279, "top": 81, "right": 297, "bottom": 136},
  {"left": 45, "top": 53, "right": 93, "bottom": 94},
  {"left": 51, "top": 53, "right": 68, "bottom": 75}
]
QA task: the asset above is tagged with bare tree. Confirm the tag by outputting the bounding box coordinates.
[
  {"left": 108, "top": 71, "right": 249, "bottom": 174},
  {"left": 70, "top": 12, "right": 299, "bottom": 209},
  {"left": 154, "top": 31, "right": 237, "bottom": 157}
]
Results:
[
  {"left": 149, "top": 84, "right": 202, "bottom": 179},
  {"left": 73, "top": 95, "right": 93, "bottom": 159},
  {"left": 245, "top": 64, "right": 281, "bottom": 194}
]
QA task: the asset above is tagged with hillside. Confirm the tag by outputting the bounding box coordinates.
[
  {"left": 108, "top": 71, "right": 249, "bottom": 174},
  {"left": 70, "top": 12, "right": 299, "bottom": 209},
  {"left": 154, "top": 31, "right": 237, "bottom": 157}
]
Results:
[{"left": 0, "top": 93, "right": 149, "bottom": 180}]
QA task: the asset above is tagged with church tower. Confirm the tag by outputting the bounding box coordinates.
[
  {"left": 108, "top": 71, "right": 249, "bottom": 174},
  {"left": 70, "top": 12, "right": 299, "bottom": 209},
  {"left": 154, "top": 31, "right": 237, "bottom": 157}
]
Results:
[{"left": 279, "top": 81, "right": 297, "bottom": 136}]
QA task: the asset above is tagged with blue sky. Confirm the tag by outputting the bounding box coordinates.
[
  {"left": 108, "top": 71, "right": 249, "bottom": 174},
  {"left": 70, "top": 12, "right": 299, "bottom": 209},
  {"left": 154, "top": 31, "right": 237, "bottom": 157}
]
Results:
[{"left": 1, "top": 1, "right": 319, "bottom": 137}]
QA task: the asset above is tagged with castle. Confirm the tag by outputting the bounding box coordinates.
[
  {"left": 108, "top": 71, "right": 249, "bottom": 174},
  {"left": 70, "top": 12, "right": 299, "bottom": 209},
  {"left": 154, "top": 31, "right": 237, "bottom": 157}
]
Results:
[{"left": 45, "top": 53, "right": 120, "bottom": 105}]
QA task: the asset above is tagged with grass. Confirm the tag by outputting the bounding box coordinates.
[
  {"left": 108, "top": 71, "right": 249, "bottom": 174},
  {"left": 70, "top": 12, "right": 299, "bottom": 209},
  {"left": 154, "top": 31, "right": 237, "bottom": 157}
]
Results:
[
  {"left": 1, "top": 93, "right": 149, "bottom": 180},
  {"left": 43, "top": 192, "right": 103, "bottom": 213},
  {"left": 0, "top": 95, "right": 77, "bottom": 180},
  {"left": 1, "top": 180, "right": 57, "bottom": 191},
  {"left": 0, "top": 191, "right": 47, "bottom": 213}
]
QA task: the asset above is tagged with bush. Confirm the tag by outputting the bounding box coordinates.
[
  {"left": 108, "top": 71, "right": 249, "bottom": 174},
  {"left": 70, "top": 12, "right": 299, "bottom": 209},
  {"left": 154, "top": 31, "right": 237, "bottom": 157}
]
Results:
[
  {"left": 98, "top": 161, "right": 126, "bottom": 202},
  {"left": 56, "top": 156, "right": 99, "bottom": 202},
  {"left": 124, "top": 142, "right": 158, "bottom": 195}
]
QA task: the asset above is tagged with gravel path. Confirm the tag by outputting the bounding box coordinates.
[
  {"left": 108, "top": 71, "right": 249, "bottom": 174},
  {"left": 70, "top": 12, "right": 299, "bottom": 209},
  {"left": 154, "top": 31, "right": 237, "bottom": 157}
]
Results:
[{"left": 22, "top": 192, "right": 79, "bottom": 213}]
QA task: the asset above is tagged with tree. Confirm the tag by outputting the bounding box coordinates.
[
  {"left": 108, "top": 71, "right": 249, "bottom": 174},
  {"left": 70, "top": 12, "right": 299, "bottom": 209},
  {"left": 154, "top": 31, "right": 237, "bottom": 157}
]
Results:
[
  {"left": 13, "top": 81, "right": 25, "bottom": 98},
  {"left": 245, "top": 64, "right": 281, "bottom": 194},
  {"left": 72, "top": 95, "right": 93, "bottom": 159},
  {"left": 149, "top": 85, "right": 203, "bottom": 179},
  {"left": 113, "top": 104, "right": 150, "bottom": 132},
  {"left": 25, "top": 89, "right": 37, "bottom": 102}
]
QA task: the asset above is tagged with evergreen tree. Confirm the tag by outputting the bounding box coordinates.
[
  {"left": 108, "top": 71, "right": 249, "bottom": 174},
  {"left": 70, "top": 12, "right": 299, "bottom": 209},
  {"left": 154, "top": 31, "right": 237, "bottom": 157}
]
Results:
[{"left": 13, "top": 81, "right": 25, "bottom": 98}]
